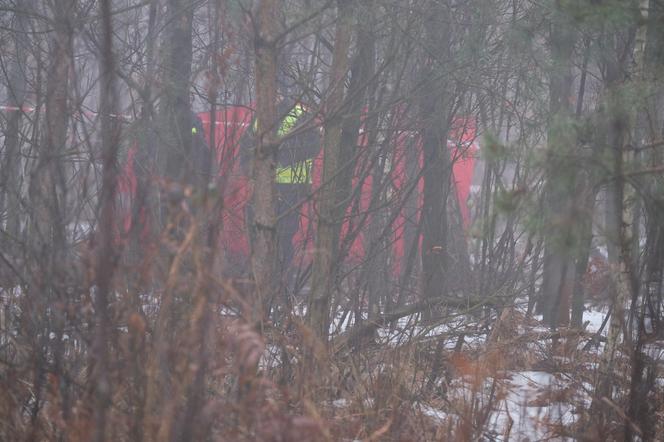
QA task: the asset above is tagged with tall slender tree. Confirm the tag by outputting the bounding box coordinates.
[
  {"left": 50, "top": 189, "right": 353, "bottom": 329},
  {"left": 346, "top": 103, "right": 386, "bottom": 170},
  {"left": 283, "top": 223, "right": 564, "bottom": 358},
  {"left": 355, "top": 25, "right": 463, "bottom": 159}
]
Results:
[
  {"left": 250, "top": 0, "right": 281, "bottom": 323},
  {"left": 419, "top": 1, "right": 452, "bottom": 315},
  {"left": 308, "top": 0, "right": 354, "bottom": 343},
  {"left": 540, "top": 0, "right": 578, "bottom": 329}
]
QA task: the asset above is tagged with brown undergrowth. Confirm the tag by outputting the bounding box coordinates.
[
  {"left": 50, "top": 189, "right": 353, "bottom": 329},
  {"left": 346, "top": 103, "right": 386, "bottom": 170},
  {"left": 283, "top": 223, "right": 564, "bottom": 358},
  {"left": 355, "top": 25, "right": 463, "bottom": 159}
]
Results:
[{"left": 1, "top": 198, "right": 662, "bottom": 441}]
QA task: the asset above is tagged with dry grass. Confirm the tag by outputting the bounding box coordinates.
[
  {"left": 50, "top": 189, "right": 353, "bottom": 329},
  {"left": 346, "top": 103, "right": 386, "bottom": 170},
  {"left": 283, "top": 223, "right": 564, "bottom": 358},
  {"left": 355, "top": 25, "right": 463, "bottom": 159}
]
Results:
[{"left": 0, "top": 196, "right": 662, "bottom": 442}]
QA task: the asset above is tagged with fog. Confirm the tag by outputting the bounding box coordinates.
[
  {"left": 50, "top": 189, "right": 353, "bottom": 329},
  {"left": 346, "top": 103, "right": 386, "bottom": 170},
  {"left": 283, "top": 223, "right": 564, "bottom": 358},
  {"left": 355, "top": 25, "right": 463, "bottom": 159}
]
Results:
[{"left": 0, "top": 0, "right": 662, "bottom": 440}]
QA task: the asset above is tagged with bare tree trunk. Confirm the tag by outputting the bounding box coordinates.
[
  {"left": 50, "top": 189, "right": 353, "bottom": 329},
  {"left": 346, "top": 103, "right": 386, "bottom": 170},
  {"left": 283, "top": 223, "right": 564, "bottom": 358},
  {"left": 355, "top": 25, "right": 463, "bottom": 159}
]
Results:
[
  {"left": 397, "top": 136, "right": 422, "bottom": 303},
  {"left": 419, "top": 4, "right": 452, "bottom": 318},
  {"left": 129, "top": 0, "right": 159, "bottom": 274},
  {"left": 250, "top": 0, "right": 280, "bottom": 323},
  {"left": 595, "top": 77, "right": 634, "bottom": 422},
  {"left": 92, "top": 1, "right": 121, "bottom": 440},
  {"left": 308, "top": 0, "right": 353, "bottom": 343},
  {"left": 596, "top": 1, "right": 649, "bottom": 428},
  {"left": 29, "top": 0, "right": 72, "bottom": 259},
  {"left": 571, "top": 41, "right": 595, "bottom": 329},
  {"left": 571, "top": 173, "right": 597, "bottom": 328},
  {"left": 142, "top": 2, "right": 195, "bottom": 438},
  {"left": 24, "top": 1, "right": 74, "bottom": 437},
  {"left": 338, "top": 2, "right": 374, "bottom": 229},
  {"left": 338, "top": 4, "right": 375, "bottom": 325},
  {"left": 627, "top": 3, "right": 664, "bottom": 437},
  {"left": 1, "top": 4, "right": 30, "bottom": 258},
  {"left": 173, "top": 4, "right": 224, "bottom": 439},
  {"left": 156, "top": 0, "right": 195, "bottom": 219},
  {"left": 540, "top": 0, "right": 577, "bottom": 329}
]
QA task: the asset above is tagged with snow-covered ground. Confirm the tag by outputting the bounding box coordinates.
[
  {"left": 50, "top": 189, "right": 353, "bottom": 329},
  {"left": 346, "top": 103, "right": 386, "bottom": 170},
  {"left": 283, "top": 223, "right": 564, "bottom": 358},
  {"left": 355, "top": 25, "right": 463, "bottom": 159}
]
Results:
[
  {"left": 581, "top": 307, "right": 610, "bottom": 335},
  {"left": 371, "top": 303, "right": 615, "bottom": 440},
  {"left": 485, "top": 371, "right": 582, "bottom": 441}
]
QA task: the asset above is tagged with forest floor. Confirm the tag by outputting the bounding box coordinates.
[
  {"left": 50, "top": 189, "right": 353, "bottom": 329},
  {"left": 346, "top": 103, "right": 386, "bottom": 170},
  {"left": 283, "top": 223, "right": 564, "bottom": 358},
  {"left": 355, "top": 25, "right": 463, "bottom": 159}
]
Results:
[{"left": 293, "top": 301, "right": 664, "bottom": 441}]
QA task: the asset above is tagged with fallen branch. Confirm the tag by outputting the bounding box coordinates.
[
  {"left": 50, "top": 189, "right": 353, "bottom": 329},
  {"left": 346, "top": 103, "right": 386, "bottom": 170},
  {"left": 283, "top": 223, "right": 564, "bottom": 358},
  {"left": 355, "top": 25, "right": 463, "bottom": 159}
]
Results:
[{"left": 332, "top": 293, "right": 500, "bottom": 353}]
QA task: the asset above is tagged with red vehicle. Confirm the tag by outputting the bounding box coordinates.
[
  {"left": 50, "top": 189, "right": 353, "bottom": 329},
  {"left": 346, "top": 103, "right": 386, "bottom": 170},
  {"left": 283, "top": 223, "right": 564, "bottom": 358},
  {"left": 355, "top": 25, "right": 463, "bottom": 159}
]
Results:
[{"left": 118, "top": 106, "right": 478, "bottom": 276}]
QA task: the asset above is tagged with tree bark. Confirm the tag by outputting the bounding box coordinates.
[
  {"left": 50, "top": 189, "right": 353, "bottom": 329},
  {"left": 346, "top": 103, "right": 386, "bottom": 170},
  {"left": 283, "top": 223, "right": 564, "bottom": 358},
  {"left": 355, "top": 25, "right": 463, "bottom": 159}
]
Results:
[
  {"left": 26, "top": 0, "right": 74, "bottom": 436},
  {"left": 419, "top": 4, "right": 452, "bottom": 318},
  {"left": 92, "top": 1, "right": 121, "bottom": 440},
  {"left": 540, "top": 0, "right": 577, "bottom": 329},
  {"left": 0, "top": 4, "right": 30, "bottom": 257},
  {"left": 307, "top": 0, "right": 354, "bottom": 343},
  {"left": 571, "top": 173, "right": 596, "bottom": 328},
  {"left": 142, "top": 2, "right": 195, "bottom": 438},
  {"left": 250, "top": 0, "right": 281, "bottom": 324},
  {"left": 29, "top": 0, "right": 72, "bottom": 260},
  {"left": 156, "top": 0, "right": 195, "bottom": 225},
  {"left": 596, "top": 1, "right": 649, "bottom": 427}
]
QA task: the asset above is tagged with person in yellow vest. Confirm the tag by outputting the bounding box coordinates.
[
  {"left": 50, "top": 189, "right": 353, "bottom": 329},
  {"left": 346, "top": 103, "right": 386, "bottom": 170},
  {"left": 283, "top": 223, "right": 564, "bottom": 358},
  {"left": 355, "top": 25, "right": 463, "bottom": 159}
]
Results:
[
  {"left": 274, "top": 101, "right": 319, "bottom": 280},
  {"left": 241, "top": 99, "right": 320, "bottom": 281}
]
